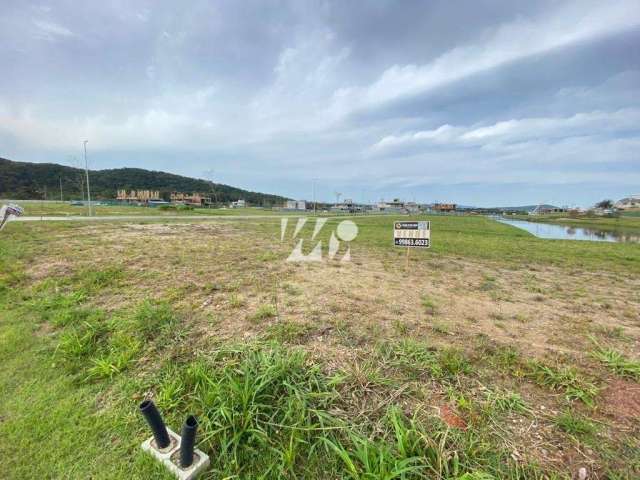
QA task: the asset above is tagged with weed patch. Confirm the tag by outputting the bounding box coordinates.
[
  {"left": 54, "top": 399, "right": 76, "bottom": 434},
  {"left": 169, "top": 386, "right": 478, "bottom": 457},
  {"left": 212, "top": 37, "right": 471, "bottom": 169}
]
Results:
[
  {"left": 181, "top": 345, "right": 339, "bottom": 477},
  {"left": 75, "top": 266, "right": 124, "bottom": 292},
  {"left": 249, "top": 304, "right": 277, "bottom": 323},
  {"left": 484, "top": 389, "right": 529, "bottom": 414},
  {"left": 265, "top": 320, "right": 311, "bottom": 343},
  {"left": 591, "top": 345, "right": 640, "bottom": 381},
  {"left": 554, "top": 410, "right": 597, "bottom": 437},
  {"left": 421, "top": 295, "right": 438, "bottom": 315},
  {"left": 228, "top": 293, "right": 246, "bottom": 308},
  {"left": 132, "top": 300, "right": 176, "bottom": 339},
  {"left": 526, "top": 361, "right": 598, "bottom": 406},
  {"left": 378, "top": 340, "right": 472, "bottom": 380}
]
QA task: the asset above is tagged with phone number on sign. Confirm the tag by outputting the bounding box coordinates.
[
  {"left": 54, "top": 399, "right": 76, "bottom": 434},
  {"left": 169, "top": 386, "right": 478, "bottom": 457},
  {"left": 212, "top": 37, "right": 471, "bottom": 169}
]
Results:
[{"left": 394, "top": 238, "right": 430, "bottom": 247}]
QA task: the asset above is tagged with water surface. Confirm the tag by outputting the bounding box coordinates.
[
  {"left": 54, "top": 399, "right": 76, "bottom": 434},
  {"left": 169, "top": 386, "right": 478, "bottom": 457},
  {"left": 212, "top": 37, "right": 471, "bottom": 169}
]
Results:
[{"left": 495, "top": 217, "right": 639, "bottom": 244}]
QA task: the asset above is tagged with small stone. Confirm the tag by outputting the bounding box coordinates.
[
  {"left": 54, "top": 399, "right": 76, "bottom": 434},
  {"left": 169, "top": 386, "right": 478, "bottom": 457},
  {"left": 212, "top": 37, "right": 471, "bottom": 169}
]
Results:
[{"left": 576, "top": 467, "right": 588, "bottom": 480}]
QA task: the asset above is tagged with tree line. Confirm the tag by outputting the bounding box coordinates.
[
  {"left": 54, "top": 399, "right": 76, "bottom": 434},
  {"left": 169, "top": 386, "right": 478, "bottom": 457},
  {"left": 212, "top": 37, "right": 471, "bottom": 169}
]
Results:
[{"left": 0, "top": 157, "right": 289, "bottom": 206}]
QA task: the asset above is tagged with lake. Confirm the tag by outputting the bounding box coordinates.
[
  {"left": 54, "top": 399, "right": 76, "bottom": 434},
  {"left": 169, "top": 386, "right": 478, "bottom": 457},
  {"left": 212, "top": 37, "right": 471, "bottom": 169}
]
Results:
[{"left": 495, "top": 217, "right": 640, "bottom": 244}]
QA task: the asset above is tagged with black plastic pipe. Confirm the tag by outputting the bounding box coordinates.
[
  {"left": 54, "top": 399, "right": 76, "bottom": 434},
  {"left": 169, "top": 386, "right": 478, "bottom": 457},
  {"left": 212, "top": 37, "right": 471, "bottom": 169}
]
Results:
[
  {"left": 139, "top": 400, "right": 171, "bottom": 449},
  {"left": 180, "top": 415, "right": 198, "bottom": 468}
]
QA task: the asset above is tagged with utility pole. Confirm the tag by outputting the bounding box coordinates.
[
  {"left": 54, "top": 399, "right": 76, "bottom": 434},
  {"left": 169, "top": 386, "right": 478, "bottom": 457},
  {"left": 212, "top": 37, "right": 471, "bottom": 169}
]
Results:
[
  {"left": 59, "top": 176, "right": 63, "bottom": 202},
  {"left": 83, "top": 140, "right": 92, "bottom": 216},
  {"left": 69, "top": 155, "right": 82, "bottom": 200},
  {"left": 312, "top": 178, "right": 317, "bottom": 216}
]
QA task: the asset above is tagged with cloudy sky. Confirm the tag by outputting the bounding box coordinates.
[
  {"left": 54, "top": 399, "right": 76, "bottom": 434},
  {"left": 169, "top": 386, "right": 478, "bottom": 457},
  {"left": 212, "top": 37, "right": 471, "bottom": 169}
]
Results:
[{"left": 1, "top": 1, "right": 639, "bottom": 206}]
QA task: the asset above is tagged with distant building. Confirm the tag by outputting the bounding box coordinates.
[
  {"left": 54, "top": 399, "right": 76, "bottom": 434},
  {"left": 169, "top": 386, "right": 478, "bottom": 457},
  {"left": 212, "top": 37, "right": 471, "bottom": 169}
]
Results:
[
  {"left": 529, "top": 205, "right": 567, "bottom": 215},
  {"left": 117, "top": 189, "right": 161, "bottom": 203},
  {"left": 171, "top": 192, "right": 212, "bottom": 206},
  {"left": 432, "top": 203, "right": 457, "bottom": 213},
  {"left": 615, "top": 195, "right": 640, "bottom": 210},
  {"left": 283, "top": 200, "right": 308, "bottom": 211},
  {"left": 330, "top": 198, "right": 367, "bottom": 213},
  {"left": 230, "top": 199, "right": 246, "bottom": 208},
  {"left": 373, "top": 199, "right": 406, "bottom": 213},
  {"left": 404, "top": 202, "right": 420, "bottom": 213},
  {"left": 373, "top": 199, "right": 421, "bottom": 213}
]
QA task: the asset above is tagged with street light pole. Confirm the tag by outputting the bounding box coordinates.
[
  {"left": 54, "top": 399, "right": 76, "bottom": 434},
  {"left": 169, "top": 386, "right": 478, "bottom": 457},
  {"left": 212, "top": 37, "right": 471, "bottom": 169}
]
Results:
[{"left": 83, "top": 140, "right": 92, "bottom": 216}]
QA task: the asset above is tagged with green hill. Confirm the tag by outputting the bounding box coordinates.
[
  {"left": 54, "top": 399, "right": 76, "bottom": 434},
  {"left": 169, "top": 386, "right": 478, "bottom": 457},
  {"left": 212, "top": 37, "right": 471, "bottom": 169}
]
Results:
[{"left": 0, "top": 157, "right": 289, "bottom": 206}]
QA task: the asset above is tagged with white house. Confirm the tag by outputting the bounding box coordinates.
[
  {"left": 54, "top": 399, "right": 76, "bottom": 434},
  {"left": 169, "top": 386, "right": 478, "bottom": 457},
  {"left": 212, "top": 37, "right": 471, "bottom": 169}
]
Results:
[
  {"left": 615, "top": 195, "right": 640, "bottom": 210},
  {"left": 284, "top": 200, "right": 307, "bottom": 210}
]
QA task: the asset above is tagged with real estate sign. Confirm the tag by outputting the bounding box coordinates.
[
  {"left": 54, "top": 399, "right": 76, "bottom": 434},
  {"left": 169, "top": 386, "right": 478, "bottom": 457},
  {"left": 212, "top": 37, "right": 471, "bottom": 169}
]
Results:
[{"left": 393, "top": 221, "right": 430, "bottom": 248}]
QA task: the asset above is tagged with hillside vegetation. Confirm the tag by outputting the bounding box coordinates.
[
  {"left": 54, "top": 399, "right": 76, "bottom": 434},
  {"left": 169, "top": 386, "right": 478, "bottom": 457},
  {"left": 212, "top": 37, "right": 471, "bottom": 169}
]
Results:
[{"left": 0, "top": 157, "right": 289, "bottom": 206}]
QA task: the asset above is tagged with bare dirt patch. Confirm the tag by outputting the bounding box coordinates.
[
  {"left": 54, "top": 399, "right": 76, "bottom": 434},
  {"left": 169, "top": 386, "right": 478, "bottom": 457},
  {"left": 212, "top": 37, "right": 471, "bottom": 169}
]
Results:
[
  {"left": 279, "top": 250, "right": 640, "bottom": 361},
  {"left": 438, "top": 404, "right": 467, "bottom": 429},
  {"left": 27, "top": 259, "right": 74, "bottom": 281},
  {"left": 601, "top": 379, "right": 640, "bottom": 424}
]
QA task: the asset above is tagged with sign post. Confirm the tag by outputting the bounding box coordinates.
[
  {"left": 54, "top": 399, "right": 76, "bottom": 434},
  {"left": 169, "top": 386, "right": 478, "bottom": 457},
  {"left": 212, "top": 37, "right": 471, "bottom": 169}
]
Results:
[
  {"left": 405, "top": 243, "right": 410, "bottom": 269},
  {"left": 393, "top": 221, "right": 430, "bottom": 268}
]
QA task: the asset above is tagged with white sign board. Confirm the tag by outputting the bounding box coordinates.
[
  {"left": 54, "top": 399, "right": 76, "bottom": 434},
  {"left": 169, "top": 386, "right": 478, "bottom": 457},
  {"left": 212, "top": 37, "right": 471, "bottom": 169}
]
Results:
[{"left": 394, "top": 221, "right": 430, "bottom": 248}]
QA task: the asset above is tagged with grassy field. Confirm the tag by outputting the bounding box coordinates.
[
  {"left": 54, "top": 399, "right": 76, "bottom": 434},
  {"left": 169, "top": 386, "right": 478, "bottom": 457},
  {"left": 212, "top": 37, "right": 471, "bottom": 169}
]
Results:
[
  {"left": 1, "top": 215, "right": 639, "bottom": 479},
  {"left": 1, "top": 200, "right": 302, "bottom": 217}
]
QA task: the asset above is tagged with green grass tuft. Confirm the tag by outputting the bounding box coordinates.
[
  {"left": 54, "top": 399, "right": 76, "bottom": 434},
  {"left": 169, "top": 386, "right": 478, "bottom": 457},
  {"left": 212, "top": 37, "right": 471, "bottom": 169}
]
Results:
[
  {"left": 591, "top": 345, "right": 640, "bottom": 381},
  {"left": 484, "top": 390, "right": 529, "bottom": 414},
  {"left": 527, "top": 361, "right": 598, "bottom": 406},
  {"left": 554, "top": 410, "right": 597, "bottom": 436},
  {"left": 420, "top": 295, "right": 438, "bottom": 315},
  {"left": 378, "top": 340, "right": 472, "bottom": 380},
  {"left": 132, "top": 299, "right": 176, "bottom": 338},
  {"left": 265, "top": 320, "right": 311, "bottom": 343},
  {"left": 249, "top": 304, "right": 277, "bottom": 323},
  {"left": 228, "top": 293, "right": 246, "bottom": 308}
]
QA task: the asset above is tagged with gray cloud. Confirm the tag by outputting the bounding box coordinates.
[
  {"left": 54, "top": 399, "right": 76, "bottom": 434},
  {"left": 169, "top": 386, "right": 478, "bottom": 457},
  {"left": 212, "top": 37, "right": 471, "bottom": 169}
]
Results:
[{"left": 0, "top": 0, "right": 639, "bottom": 206}]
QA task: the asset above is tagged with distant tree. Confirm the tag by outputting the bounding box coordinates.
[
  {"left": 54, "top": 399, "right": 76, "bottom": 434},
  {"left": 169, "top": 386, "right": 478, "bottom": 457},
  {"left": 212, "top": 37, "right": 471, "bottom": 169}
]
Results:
[{"left": 595, "top": 199, "right": 613, "bottom": 209}]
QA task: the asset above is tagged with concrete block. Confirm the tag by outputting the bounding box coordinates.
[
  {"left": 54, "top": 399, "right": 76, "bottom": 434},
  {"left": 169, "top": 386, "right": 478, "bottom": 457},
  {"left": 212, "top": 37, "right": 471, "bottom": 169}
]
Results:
[{"left": 141, "top": 427, "right": 210, "bottom": 480}]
